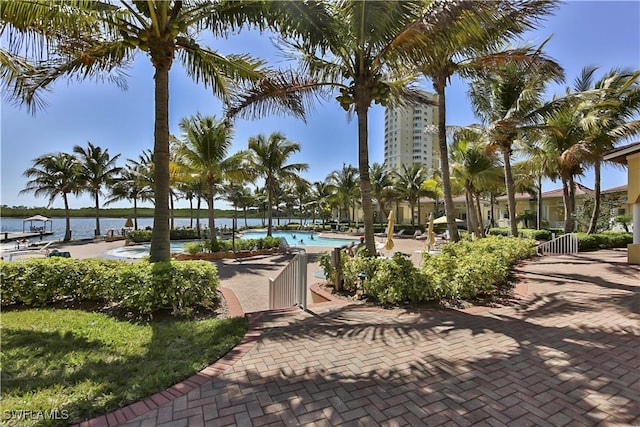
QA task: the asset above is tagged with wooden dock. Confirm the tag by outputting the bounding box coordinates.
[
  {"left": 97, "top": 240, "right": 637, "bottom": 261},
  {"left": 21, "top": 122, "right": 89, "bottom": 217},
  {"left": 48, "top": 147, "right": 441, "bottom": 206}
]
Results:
[{"left": 1, "top": 231, "right": 55, "bottom": 243}]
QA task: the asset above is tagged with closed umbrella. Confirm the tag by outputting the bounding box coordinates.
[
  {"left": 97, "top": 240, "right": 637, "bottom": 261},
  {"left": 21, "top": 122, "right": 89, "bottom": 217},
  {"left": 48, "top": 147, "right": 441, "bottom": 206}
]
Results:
[
  {"left": 426, "top": 212, "right": 436, "bottom": 250},
  {"left": 124, "top": 216, "right": 134, "bottom": 228},
  {"left": 384, "top": 211, "right": 395, "bottom": 251}
]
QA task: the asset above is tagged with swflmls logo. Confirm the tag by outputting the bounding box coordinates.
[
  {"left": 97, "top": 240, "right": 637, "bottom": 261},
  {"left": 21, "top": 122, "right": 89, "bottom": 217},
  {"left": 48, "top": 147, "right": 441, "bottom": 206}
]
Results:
[{"left": 3, "top": 409, "right": 70, "bottom": 420}]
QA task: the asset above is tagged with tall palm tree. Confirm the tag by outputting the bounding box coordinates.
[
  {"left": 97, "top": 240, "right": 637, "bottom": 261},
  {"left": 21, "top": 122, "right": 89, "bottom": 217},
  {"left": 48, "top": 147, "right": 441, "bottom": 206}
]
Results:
[
  {"left": 413, "top": 1, "right": 560, "bottom": 241},
  {"left": 3, "top": 1, "right": 319, "bottom": 262},
  {"left": 229, "top": 1, "right": 445, "bottom": 255},
  {"left": 72, "top": 141, "right": 121, "bottom": 236},
  {"left": 248, "top": 132, "right": 308, "bottom": 236},
  {"left": 327, "top": 164, "right": 359, "bottom": 224},
  {"left": 174, "top": 114, "right": 248, "bottom": 242},
  {"left": 468, "top": 51, "right": 563, "bottom": 236},
  {"left": 310, "top": 181, "right": 335, "bottom": 226},
  {"left": 393, "top": 164, "right": 427, "bottom": 226},
  {"left": 293, "top": 178, "right": 311, "bottom": 225},
  {"left": 572, "top": 67, "right": 640, "bottom": 233},
  {"left": 21, "top": 153, "right": 82, "bottom": 241}
]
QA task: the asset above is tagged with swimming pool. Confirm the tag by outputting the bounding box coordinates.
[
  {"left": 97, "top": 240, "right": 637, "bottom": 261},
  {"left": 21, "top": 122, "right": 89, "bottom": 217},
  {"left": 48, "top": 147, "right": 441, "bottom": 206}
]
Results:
[
  {"left": 240, "top": 231, "right": 356, "bottom": 247},
  {"left": 105, "top": 232, "right": 356, "bottom": 259}
]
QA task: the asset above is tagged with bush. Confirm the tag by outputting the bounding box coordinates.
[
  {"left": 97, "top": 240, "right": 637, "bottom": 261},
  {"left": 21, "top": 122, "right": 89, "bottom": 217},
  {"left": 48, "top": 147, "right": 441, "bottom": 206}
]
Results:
[
  {"left": 128, "top": 228, "right": 200, "bottom": 243},
  {"left": 576, "top": 231, "right": 632, "bottom": 251},
  {"left": 327, "top": 236, "right": 536, "bottom": 305},
  {"left": 0, "top": 258, "right": 220, "bottom": 316}
]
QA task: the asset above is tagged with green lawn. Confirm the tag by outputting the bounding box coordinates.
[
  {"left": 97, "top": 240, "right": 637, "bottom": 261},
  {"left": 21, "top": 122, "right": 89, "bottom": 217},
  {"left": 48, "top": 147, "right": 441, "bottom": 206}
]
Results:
[{"left": 1, "top": 308, "right": 248, "bottom": 426}]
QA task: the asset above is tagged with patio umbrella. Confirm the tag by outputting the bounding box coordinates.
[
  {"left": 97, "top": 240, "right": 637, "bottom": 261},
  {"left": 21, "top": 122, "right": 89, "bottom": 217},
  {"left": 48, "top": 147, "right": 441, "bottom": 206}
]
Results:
[
  {"left": 426, "top": 213, "right": 436, "bottom": 250},
  {"left": 124, "top": 216, "right": 134, "bottom": 228},
  {"left": 433, "top": 215, "right": 463, "bottom": 225},
  {"left": 384, "top": 211, "right": 395, "bottom": 251}
]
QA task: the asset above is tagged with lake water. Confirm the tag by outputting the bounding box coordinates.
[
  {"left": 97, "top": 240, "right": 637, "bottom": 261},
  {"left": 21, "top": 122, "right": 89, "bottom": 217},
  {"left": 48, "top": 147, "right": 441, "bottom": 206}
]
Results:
[{"left": 0, "top": 216, "right": 307, "bottom": 252}]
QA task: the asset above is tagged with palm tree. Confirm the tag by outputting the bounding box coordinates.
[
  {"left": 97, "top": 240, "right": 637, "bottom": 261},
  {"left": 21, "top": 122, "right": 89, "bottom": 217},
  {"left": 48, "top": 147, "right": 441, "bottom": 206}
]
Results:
[
  {"left": 327, "top": 164, "right": 359, "bottom": 224},
  {"left": 174, "top": 114, "right": 247, "bottom": 242},
  {"left": 248, "top": 132, "right": 308, "bottom": 237},
  {"left": 572, "top": 68, "right": 640, "bottom": 233},
  {"left": 3, "top": 1, "right": 313, "bottom": 262},
  {"left": 293, "top": 178, "right": 311, "bottom": 225},
  {"left": 412, "top": 1, "right": 560, "bottom": 241},
  {"left": 72, "top": 141, "right": 121, "bottom": 236},
  {"left": 310, "top": 181, "right": 335, "bottom": 226},
  {"left": 449, "top": 127, "right": 502, "bottom": 237},
  {"left": 229, "top": 1, "right": 450, "bottom": 255},
  {"left": 393, "top": 164, "right": 427, "bottom": 226},
  {"left": 468, "top": 51, "right": 563, "bottom": 236},
  {"left": 21, "top": 153, "right": 82, "bottom": 241},
  {"left": 370, "top": 163, "right": 395, "bottom": 228},
  {"left": 106, "top": 160, "right": 153, "bottom": 230}
]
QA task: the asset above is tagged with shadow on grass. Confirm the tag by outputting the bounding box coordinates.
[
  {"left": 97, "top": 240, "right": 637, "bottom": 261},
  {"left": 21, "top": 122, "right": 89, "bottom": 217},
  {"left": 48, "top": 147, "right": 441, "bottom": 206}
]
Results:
[{"left": 1, "top": 310, "right": 248, "bottom": 426}]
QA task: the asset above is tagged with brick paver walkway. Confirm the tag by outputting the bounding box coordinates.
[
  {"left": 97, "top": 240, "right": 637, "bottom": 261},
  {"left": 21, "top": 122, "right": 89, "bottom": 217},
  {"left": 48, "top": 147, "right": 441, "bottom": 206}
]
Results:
[{"left": 84, "top": 249, "right": 640, "bottom": 426}]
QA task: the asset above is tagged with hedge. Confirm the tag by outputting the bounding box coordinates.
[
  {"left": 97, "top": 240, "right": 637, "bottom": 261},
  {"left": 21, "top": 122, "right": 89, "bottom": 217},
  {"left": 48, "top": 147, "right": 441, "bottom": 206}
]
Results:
[
  {"left": 332, "top": 236, "right": 536, "bottom": 305},
  {"left": 576, "top": 231, "right": 632, "bottom": 251},
  {"left": 0, "top": 258, "right": 219, "bottom": 316},
  {"left": 129, "top": 228, "right": 200, "bottom": 243},
  {"left": 487, "top": 228, "right": 552, "bottom": 240},
  {"left": 183, "top": 236, "right": 281, "bottom": 254}
]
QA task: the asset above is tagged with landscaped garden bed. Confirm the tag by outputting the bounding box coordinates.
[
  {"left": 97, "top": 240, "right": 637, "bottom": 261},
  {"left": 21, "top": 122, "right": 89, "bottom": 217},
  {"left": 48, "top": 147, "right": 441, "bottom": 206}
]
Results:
[
  {"left": 319, "top": 236, "right": 537, "bottom": 307},
  {"left": 0, "top": 257, "right": 247, "bottom": 426}
]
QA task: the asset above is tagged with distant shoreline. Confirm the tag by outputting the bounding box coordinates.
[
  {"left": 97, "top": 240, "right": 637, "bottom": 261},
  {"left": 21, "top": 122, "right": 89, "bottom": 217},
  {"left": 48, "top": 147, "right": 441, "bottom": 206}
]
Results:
[{"left": 0, "top": 207, "right": 265, "bottom": 219}]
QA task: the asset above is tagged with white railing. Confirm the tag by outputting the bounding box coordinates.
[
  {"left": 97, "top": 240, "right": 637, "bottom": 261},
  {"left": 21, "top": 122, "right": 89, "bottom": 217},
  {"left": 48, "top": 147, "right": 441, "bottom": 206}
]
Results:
[
  {"left": 269, "top": 252, "right": 308, "bottom": 310},
  {"left": 538, "top": 233, "right": 579, "bottom": 255}
]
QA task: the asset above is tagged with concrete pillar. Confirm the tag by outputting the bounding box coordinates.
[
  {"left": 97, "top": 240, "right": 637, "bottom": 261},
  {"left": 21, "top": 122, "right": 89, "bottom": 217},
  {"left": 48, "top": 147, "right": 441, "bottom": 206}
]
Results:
[
  {"left": 634, "top": 203, "right": 640, "bottom": 244},
  {"left": 629, "top": 203, "right": 640, "bottom": 264}
]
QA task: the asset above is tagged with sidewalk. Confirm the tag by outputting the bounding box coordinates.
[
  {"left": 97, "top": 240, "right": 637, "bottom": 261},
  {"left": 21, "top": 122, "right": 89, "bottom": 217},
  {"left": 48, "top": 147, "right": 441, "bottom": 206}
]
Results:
[{"left": 81, "top": 249, "right": 640, "bottom": 426}]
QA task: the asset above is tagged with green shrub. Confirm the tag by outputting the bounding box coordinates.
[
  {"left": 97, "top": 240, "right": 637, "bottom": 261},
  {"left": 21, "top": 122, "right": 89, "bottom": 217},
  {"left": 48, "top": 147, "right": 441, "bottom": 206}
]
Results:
[
  {"left": 128, "top": 229, "right": 200, "bottom": 243},
  {"left": 576, "top": 231, "right": 632, "bottom": 251},
  {"left": 0, "top": 258, "right": 220, "bottom": 316},
  {"left": 487, "top": 228, "right": 511, "bottom": 237},
  {"left": 519, "top": 229, "right": 552, "bottom": 240}
]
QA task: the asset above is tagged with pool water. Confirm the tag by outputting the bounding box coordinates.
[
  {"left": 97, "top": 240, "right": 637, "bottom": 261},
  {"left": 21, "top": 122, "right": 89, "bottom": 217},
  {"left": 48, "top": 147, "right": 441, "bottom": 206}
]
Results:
[
  {"left": 240, "top": 231, "right": 355, "bottom": 247},
  {"left": 105, "top": 232, "right": 356, "bottom": 259}
]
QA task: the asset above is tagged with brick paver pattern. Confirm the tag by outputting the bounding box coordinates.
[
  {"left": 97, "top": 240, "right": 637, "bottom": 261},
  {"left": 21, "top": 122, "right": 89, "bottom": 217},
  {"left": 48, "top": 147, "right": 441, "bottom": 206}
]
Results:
[{"left": 108, "top": 250, "right": 640, "bottom": 426}]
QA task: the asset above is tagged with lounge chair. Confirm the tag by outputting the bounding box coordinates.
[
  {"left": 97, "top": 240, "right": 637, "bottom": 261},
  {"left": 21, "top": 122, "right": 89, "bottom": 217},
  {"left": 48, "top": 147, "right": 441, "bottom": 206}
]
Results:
[
  {"left": 48, "top": 250, "right": 71, "bottom": 258},
  {"left": 393, "top": 229, "right": 409, "bottom": 238}
]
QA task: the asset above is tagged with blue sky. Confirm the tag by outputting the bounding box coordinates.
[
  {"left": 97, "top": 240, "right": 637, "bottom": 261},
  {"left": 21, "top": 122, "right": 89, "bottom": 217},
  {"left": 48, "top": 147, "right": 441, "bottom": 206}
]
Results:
[{"left": 1, "top": 0, "right": 639, "bottom": 210}]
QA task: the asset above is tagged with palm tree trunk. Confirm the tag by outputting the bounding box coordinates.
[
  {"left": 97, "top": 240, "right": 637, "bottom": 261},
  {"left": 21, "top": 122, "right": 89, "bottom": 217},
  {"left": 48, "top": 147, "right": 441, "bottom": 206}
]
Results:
[
  {"left": 489, "top": 193, "right": 496, "bottom": 228},
  {"left": 170, "top": 193, "right": 175, "bottom": 230},
  {"left": 207, "top": 182, "right": 216, "bottom": 242},
  {"left": 434, "top": 79, "right": 459, "bottom": 242},
  {"left": 94, "top": 193, "right": 101, "bottom": 236},
  {"left": 355, "top": 103, "right": 376, "bottom": 256},
  {"left": 63, "top": 193, "right": 71, "bottom": 241},
  {"left": 149, "top": 62, "right": 171, "bottom": 263},
  {"left": 133, "top": 197, "right": 139, "bottom": 230},
  {"left": 502, "top": 146, "right": 519, "bottom": 237},
  {"left": 465, "top": 190, "right": 479, "bottom": 237},
  {"left": 536, "top": 176, "right": 542, "bottom": 230},
  {"left": 475, "top": 193, "right": 484, "bottom": 237},
  {"left": 189, "top": 196, "right": 194, "bottom": 229},
  {"left": 196, "top": 196, "right": 201, "bottom": 238},
  {"left": 587, "top": 159, "right": 601, "bottom": 234},
  {"left": 562, "top": 177, "right": 573, "bottom": 233},
  {"left": 267, "top": 182, "right": 274, "bottom": 236},
  {"left": 417, "top": 199, "right": 421, "bottom": 227}
]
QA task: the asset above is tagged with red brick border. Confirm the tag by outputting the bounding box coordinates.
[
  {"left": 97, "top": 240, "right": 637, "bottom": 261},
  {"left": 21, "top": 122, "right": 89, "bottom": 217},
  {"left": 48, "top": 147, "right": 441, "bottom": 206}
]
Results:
[{"left": 75, "top": 290, "right": 261, "bottom": 427}]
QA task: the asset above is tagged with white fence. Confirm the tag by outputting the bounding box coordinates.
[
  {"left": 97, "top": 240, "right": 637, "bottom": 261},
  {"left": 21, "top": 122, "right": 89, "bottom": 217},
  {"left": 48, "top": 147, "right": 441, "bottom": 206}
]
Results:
[
  {"left": 537, "top": 233, "right": 579, "bottom": 255},
  {"left": 269, "top": 252, "right": 308, "bottom": 310}
]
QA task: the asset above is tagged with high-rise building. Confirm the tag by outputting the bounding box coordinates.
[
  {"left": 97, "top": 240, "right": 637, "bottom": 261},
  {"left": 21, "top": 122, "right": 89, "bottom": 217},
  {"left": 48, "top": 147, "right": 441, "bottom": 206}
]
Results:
[{"left": 383, "top": 92, "right": 439, "bottom": 172}]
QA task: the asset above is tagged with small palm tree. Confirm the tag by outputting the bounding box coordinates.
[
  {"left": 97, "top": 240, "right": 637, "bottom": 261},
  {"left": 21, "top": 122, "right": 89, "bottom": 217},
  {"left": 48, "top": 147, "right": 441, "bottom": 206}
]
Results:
[
  {"left": 370, "top": 163, "right": 395, "bottom": 228},
  {"left": 21, "top": 153, "right": 82, "bottom": 241},
  {"left": 449, "top": 127, "right": 502, "bottom": 237},
  {"left": 393, "top": 164, "right": 427, "bottom": 226},
  {"left": 174, "top": 114, "right": 248, "bottom": 242},
  {"left": 327, "top": 164, "right": 359, "bottom": 224},
  {"left": 106, "top": 160, "right": 153, "bottom": 230},
  {"left": 73, "top": 141, "right": 121, "bottom": 236},
  {"left": 247, "top": 132, "right": 308, "bottom": 237}
]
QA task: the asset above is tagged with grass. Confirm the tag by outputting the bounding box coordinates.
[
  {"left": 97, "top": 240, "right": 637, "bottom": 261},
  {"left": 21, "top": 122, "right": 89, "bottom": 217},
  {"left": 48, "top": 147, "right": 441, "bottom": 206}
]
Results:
[{"left": 1, "top": 308, "right": 248, "bottom": 426}]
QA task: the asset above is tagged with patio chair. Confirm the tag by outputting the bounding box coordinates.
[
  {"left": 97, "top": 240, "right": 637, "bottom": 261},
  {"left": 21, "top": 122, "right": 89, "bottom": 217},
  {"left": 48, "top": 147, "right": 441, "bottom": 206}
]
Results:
[{"left": 393, "top": 229, "right": 409, "bottom": 238}]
